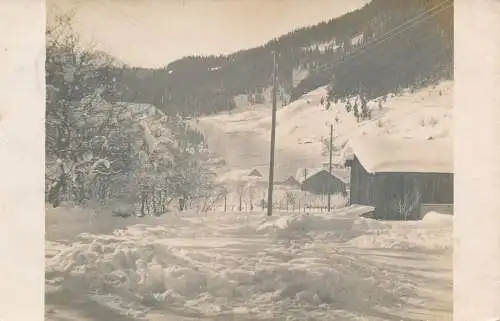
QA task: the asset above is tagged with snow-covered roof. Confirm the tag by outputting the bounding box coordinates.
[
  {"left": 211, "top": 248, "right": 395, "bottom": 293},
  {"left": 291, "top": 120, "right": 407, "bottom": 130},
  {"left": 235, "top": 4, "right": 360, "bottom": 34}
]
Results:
[
  {"left": 331, "top": 168, "right": 350, "bottom": 184},
  {"left": 347, "top": 137, "right": 453, "bottom": 174},
  {"left": 295, "top": 168, "right": 321, "bottom": 183},
  {"left": 295, "top": 167, "right": 349, "bottom": 184},
  {"left": 279, "top": 175, "right": 300, "bottom": 186},
  {"left": 216, "top": 169, "right": 265, "bottom": 185},
  {"left": 248, "top": 169, "right": 263, "bottom": 177}
]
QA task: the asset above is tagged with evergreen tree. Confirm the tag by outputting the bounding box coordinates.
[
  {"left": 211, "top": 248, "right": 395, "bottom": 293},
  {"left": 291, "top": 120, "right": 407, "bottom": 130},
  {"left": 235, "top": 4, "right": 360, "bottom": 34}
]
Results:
[
  {"left": 346, "top": 100, "right": 352, "bottom": 113},
  {"left": 353, "top": 101, "right": 360, "bottom": 122},
  {"left": 360, "top": 95, "right": 369, "bottom": 120}
]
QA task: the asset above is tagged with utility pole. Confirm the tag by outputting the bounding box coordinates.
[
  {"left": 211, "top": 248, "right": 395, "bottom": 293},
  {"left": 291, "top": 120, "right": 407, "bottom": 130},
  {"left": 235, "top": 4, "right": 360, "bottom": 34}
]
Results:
[
  {"left": 267, "top": 51, "right": 278, "bottom": 216},
  {"left": 327, "top": 124, "right": 333, "bottom": 212}
]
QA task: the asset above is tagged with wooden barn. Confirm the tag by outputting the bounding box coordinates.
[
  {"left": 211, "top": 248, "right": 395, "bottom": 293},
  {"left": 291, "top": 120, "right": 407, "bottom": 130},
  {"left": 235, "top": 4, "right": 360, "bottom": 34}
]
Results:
[
  {"left": 295, "top": 167, "right": 348, "bottom": 195},
  {"left": 345, "top": 137, "right": 453, "bottom": 220}
]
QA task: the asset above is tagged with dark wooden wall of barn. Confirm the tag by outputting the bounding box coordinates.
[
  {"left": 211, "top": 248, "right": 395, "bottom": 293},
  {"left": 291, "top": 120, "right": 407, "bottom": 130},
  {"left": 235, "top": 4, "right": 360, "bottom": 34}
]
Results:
[
  {"left": 375, "top": 172, "right": 454, "bottom": 204},
  {"left": 374, "top": 172, "right": 453, "bottom": 218},
  {"left": 301, "top": 171, "right": 347, "bottom": 195},
  {"left": 349, "top": 156, "right": 454, "bottom": 218},
  {"left": 349, "top": 156, "right": 377, "bottom": 206}
]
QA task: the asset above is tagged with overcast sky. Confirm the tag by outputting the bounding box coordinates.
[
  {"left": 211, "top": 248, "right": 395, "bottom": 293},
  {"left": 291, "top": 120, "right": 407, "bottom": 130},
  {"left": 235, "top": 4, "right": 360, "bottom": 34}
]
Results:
[{"left": 49, "top": 0, "right": 368, "bottom": 68}]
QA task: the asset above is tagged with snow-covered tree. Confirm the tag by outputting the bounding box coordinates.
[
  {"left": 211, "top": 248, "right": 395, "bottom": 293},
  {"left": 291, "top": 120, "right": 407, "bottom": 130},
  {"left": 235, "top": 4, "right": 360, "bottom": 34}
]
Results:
[
  {"left": 345, "top": 100, "right": 352, "bottom": 113},
  {"left": 360, "top": 94, "right": 370, "bottom": 120},
  {"left": 45, "top": 10, "right": 217, "bottom": 213},
  {"left": 353, "top": 101, "right": 360, "bottom": 122},
  {"left": 320, "top": 136, "right": 338, "bottom": 158},
  {"left": 45, "top": 11, "right": 132, "bottom": 207}
]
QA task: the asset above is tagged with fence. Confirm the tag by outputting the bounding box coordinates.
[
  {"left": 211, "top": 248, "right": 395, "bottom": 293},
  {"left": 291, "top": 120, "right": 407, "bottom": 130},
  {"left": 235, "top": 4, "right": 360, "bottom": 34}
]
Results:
[
  {"left": 205, "top": 188, "right": 348, "bottom": 213},
  {"left": 127, "top": 187, "right": 350, "bottom": 215}
]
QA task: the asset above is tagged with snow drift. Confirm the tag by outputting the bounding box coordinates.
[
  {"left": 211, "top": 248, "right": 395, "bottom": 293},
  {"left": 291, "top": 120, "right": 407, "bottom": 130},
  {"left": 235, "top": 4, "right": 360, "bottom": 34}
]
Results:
[{"left": 46, "top": 208, "right": 452, "bottom": 320}]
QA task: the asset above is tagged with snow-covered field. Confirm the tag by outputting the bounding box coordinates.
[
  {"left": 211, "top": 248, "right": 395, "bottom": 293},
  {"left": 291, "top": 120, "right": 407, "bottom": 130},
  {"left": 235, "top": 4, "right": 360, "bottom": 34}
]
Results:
[{"left": 45, "top": 206, "right": 452, "bottom": 321}]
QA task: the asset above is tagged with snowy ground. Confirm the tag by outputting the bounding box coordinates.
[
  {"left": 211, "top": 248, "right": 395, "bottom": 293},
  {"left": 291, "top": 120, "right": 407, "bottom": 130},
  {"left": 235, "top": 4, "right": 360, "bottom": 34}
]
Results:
[
  {"left": 45, "top": 81, "right": 453, "bottom": 320},
  {"left": 45, "top": 206, "right": 452, "bottom": 321}
]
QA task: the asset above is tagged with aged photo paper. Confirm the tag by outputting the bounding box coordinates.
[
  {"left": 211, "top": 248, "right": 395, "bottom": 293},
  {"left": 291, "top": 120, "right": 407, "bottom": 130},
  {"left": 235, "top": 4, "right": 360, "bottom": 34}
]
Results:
[{"left": 0, "top": 0, "right": 499, "bottom": 320}]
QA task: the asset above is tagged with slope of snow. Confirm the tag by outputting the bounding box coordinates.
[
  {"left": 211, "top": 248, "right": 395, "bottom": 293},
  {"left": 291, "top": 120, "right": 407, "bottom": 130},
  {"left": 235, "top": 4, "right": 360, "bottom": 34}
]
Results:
[
  {"left": 46, "top": 207, "right": 452, "bottom": 321},
  {"left": 195, "top": 81, "right": 452, "bottom": 179}
]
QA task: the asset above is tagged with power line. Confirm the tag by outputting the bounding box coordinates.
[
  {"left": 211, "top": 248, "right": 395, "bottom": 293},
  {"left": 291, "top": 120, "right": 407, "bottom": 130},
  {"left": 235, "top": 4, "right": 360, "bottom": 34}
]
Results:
[
  {"left": 338, "top": 2, "right": 451, "bottom": 65},
  {"left": 221, "top": 1, "right": 453, "bottom": 172},
  {"left": 364, "top": 0, "right": 451, "bottom": 45},
  {"left": 309, "top": 0, "right": 452, "bottom": 76},
  {"left": 244, "top": 159, "right": 330, "bottom": 169}
]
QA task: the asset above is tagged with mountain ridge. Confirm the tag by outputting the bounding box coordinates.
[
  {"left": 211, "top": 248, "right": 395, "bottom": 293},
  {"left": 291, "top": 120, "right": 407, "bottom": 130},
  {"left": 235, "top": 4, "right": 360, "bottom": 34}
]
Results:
[{"left": 110, "top": 0, "right": 452, "bottom": 117}]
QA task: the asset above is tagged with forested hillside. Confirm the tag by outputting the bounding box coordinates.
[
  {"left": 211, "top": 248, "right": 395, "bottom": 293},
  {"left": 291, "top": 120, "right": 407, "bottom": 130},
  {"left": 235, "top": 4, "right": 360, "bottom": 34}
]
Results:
[{"left": 110, "top": 0, "right": 452, "bottom": 117}]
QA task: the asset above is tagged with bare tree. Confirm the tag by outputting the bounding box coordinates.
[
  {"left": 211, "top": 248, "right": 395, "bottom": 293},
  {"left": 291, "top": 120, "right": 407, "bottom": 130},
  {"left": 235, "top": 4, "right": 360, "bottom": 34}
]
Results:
[
  {"left": 285, "top": 191, "right": 297, "bottom": 211},
  {"left": 320, "top": 136, "right": 337, "bottom": 157},
  {"left": 389, "top": 183, "right": 422, "bottom": 221},
  {"left": 198, "top": 185, "right": 226, "bottom": 212},
  {"left": 235, "top": 182, "right": 246, "bottom": 212}
]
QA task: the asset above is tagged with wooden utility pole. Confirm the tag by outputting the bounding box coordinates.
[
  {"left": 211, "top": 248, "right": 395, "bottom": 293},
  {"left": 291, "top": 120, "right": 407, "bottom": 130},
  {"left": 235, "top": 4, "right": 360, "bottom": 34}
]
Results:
[
  {"left": 267, "top": 51, "right": 278, "bottom": 216},
  {"left": 327, "top": 124, "right": 333, "bottom": 212}
]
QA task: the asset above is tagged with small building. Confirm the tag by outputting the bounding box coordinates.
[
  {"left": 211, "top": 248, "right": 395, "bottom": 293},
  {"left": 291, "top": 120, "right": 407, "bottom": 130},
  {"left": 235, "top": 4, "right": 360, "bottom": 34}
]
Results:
[
  {"left": 279, "top": 175, "right": 301, "bottom": 188},
  {"left": 295, "top": 167, "right": 347, "bottom": 195},
  {"left": 217, "top": 168, "right": 263, "bottom": 185},
  {"left": 345, "top": 137, "right": 453, "bottom": 220},
  {"left": 248, "top": 169, "right": 263, "bottom": 178}
]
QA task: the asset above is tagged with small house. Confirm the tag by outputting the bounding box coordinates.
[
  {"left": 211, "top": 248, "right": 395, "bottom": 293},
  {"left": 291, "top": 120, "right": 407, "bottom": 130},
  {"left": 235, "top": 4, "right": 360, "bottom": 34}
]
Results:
[
  {"left": 279, "top": 175, "right": 301, "bottom": 188},
  {"left": 295, "top": 167, "right": 347, "bottom": 195},
  {"left": 345, "top": 137, "right": 453, "bottom": 219},
  {"left": 217, "top": 168, "right": 264, "bottom": 185},
  {"left": 248, "top": 169, "right": 263, "bottom": 178}
]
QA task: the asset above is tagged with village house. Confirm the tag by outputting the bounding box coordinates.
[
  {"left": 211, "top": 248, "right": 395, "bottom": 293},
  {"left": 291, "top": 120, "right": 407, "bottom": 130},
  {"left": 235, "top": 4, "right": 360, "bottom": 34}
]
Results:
[
  {"left": 279, "top": 175, "right": 301, "bottom": 188},
  {"left": 345, "top": 137, "right": 453, "bottom": 220},
  {"left": 248, "top": 169, "right": 263, "bottom": 178},
  {"left": 295, "top": 167, "right": 348, "bottom": 196}
]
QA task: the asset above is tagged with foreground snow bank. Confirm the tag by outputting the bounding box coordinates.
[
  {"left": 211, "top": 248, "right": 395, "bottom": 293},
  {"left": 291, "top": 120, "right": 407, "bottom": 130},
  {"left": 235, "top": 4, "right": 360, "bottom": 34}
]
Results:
[
  {"left": 46, "top": 208, "right": 452, "bottom": 320},
  {"left": 256, "top": 210, "right": 452, "bottom": 252},
  {"left": 46, "top": 234, "right": 405, "bottom": 319},
  {"left": 348, "top": 212, "right": 452, "bottom": 251}
]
